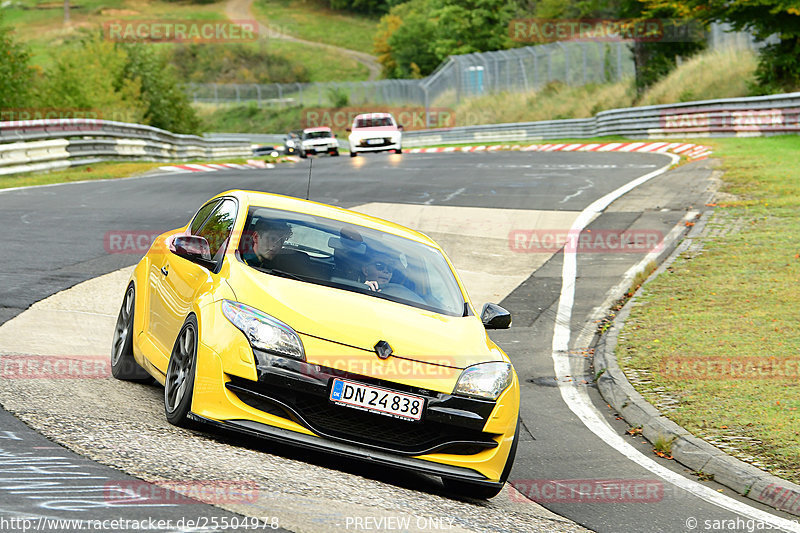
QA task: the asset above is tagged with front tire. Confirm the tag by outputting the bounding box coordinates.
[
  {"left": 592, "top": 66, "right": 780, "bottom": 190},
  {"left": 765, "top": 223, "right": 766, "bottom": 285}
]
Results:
[
  {"left": 110, "top": 284, "right": 150, "bottom": 381},
  {"left": 349, "top": 150, "right": 357, "bottom": 157},
  {"left": 164, "top": 316, "right": 198, "bottom": 428},
  {"left": 394, "top": 148, "right": 402, "bottom": 154}
]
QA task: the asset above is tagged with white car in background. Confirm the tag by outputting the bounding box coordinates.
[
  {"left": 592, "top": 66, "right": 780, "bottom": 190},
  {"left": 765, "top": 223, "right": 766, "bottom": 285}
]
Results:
[
  {"left": 347, "top": 113, "right": 403, "bottom": 157},
  {"left": 299, "top": 127, "right": 339, "bottom": 158}
]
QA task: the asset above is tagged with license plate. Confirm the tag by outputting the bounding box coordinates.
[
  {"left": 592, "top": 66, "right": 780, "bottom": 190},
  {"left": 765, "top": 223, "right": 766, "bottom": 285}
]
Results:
[
  {"left": 330, "top": 378, "right": 424, "bottom": 421},
  {"left": 366, "top": 139, "right": 383, "bottom": 145}
]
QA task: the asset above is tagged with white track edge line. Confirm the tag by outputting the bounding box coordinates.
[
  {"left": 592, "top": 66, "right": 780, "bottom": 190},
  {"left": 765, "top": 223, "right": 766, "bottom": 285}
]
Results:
[{"left": 550, "top": 153, "right": 800, "bottom": 532}]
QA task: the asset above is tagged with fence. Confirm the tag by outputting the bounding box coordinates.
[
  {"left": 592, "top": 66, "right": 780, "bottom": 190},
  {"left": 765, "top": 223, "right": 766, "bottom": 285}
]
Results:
[
  {"left": 188, "top": 20, "right": 769, "bottom": 114},
  {"left": 188, "top": 40, "right": 634, "bottom": 111},
  {"left": 401, "top": 91, "right": 800, "bottom": 146},
  {"left": 0, "top": 119, "right": 251, "bottom": 176}
]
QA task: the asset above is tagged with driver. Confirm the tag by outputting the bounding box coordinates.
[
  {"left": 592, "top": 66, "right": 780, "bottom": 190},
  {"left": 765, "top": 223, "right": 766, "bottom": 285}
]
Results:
[
  {"left": 362, "top": 250, "right": 396, "bottom": 292},
  {"left": 240, "top": 218, "right": 293, "bottom": 269}
]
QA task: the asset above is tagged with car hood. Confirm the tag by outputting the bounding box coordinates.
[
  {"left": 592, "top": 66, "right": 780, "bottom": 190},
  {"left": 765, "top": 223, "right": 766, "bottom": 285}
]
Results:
[{"left": 227, "top": 263, "right": 501, "bottom": 369}]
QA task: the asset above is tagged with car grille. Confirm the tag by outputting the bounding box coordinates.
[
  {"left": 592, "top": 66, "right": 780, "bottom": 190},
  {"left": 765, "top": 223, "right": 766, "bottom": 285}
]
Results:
[{"left": 227, "top": 377, "right": 497, "bottom": 456}]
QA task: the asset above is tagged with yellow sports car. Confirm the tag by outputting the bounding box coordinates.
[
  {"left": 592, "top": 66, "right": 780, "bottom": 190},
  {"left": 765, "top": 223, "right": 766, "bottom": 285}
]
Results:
[{"left": 111, "top": 190, "right": 520, "bottom": 498}]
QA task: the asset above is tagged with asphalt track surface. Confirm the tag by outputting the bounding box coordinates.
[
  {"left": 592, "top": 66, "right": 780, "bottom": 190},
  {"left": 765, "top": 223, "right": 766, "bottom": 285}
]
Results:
[{"left": 0, "top": 151, "right": 797, "bottom": 532}]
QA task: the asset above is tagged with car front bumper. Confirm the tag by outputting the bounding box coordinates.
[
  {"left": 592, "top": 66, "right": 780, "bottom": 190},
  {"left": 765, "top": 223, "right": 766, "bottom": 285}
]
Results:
[{"left": 190, "top": 339, "right": 518, "bottom": 483}]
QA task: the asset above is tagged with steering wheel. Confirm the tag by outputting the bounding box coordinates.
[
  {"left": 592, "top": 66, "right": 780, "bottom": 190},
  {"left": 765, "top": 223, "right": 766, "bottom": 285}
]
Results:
[{"left": 379, "top": 283, "right": 427, "bottom": 305}]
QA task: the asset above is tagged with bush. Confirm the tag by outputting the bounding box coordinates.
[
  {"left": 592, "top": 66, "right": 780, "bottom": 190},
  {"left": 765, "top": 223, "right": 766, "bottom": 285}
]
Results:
[
  {"left": 123, "top": 44, "right": 201, "bottom": 135},
  {"left": 169, "top": 44, "right": 310, "bottom": 84},
  {"left": 0, "top": 15, "right": 35, "bottom": 109},
  {"left": 39, "top": 31, "right": 146, "bottom": 125}
]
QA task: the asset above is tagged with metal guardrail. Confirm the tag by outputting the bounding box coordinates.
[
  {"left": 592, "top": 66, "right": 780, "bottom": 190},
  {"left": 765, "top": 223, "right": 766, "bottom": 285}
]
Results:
[
  {"left": 0, "top": 119, "right": 252, "bottom": 176},
  {"left": 402, "top": 92, "right": 800, "bottom": 147}
]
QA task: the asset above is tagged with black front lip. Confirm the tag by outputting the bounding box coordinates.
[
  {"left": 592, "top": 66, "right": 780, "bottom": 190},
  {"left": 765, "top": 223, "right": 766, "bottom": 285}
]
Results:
[
  {"left": 187, "top": 413, "right": 500, "bottom": 487},
  {"left": 225, "top": 380, "right": 496, "bottom": 456}
]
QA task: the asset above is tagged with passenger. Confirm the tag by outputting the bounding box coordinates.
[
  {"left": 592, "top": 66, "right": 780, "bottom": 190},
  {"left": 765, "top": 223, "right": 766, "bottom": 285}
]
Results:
[{"left": 361, "top": 250, "right": 396, "bottom": 292}]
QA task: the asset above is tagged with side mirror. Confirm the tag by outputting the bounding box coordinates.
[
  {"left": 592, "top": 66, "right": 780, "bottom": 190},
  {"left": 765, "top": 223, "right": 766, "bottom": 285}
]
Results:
[
  {"left": 481, "top": 303, "right": 511, "bottom": 329},
  {"left": 171, "top": 235, "right": 214, "bottom": 267},
  {"left": 346, "top": 127, "right": 351, "bottom": 132},
  {"left": 398, "top": 125, "right": 404, "bottom": 131}
]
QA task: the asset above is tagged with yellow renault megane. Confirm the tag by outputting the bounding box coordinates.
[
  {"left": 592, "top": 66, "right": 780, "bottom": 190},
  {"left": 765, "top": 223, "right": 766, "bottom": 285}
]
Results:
[{"left": 111, "top": 190, "right": 520, "bottom": 498}]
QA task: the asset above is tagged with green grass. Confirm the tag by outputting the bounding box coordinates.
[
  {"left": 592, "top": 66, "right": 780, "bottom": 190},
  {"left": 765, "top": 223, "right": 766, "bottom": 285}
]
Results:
[
  {"left": 267, "top": 38, "right": 368, "bottom": 81},
  {"left": 0, "top": 161, "right": 165, "bottom": 189},
  {"left": 252, "top": 0, "right": 379, "bottom": 54},
  {"left": 0, "top": 156, "right": 285, "bottom": 190},
  {"left": 8, "top": 0, "right": 232, "bottom": 63},
  {"left": 7, "top": 0, "right": 368, "bottom": 82},
  {"left": 447, "top": 47, "right": 757, "bottom": 127},
  {"left": 616, "top": 135, "right": 800, "bottom": 483}
]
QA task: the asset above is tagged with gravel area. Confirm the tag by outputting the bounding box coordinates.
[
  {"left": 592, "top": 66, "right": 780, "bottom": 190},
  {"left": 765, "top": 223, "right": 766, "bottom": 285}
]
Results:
[{"left": 0, "top": 268, "right": 588, "bottom": 533}]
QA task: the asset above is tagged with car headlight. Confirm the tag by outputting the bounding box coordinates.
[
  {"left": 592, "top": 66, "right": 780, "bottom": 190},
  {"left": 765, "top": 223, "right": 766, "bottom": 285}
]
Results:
[
  {"left": 222, "top": 300, "right": 305, "bottom": 361},
  {"left": 453, "top": 362, "right": 513, "bottom": 400}
]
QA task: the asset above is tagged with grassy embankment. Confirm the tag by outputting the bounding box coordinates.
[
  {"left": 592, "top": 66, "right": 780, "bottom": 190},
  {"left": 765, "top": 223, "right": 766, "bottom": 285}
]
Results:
[
  {"left": 616, "top": 135, "right": 800, "bottom": 484},
  {"left": 7, "top": 0, "right": 370, "bottom": 81},
  {"left": 200, "top": 46, "right": 758, "bottom": 133}
]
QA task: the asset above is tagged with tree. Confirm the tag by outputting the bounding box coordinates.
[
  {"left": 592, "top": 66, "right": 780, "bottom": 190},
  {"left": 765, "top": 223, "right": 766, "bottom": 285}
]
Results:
[
  {"left": 641, "top": 0, "right": 800, "bottom": 92},
  {"left": 330, "top": 0, "right": 403, "bottom": 15},
  {"left": 376, "top": 0, "right": 519, "bottom": 78},
  {"left": 0, "top": 15, "right": 35, "bottom": 110},
  {"left": 41, "top": 31, "right": 146, "bottom": 124},
  {"left": 618, "top": 0, "right": 706, "bottom": 96},
  {"left": 124, "top": 44, "right": 201, "bottom": 134}
]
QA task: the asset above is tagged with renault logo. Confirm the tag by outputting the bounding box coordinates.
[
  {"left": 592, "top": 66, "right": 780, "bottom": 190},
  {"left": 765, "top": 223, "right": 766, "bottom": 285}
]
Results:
[{"left": 374, "top": 340, "right": 393, "bottom": 360}]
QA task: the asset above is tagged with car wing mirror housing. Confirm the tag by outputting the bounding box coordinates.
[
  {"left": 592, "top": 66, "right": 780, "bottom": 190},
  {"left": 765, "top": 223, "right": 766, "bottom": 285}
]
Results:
[
  {"left": 171, "top": 235, "right": 214, "bottom": 267},
  {"left": 481, "top": 303, "right": 511, "bottom": 329}
]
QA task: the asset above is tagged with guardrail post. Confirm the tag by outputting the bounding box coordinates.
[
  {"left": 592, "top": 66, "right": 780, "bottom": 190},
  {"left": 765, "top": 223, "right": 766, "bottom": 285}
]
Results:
[
  {"left": 616, "top": 42, "right": 624, "bottom": 81},
  {"left": 277, "top": 84, "right": 283, "bottom": 106},
  {"left": 235, "top": 84, "right": 240, "bottom": 103},
  {"left": 213, "top": 83, "right": 218, "bottom": 104},
  {"left": 256, "top": 84, "right": 261, "bottom": 107},
  {"left": 297, "top": 83, "right": 303, "bottom": 106}
]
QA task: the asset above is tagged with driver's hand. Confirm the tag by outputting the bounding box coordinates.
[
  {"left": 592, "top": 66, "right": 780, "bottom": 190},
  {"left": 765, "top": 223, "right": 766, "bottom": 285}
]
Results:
[{"left": 364, "top": 280, "right": 380, "bottom": 292}]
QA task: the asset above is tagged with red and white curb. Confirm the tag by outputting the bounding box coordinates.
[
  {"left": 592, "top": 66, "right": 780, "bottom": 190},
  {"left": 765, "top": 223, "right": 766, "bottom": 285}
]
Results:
[
  {"left": 157, "top": 162, "right": 273, "bottom": 173},
  {"left": 406, "top": 141, "right": 713, "bottom": 160}
]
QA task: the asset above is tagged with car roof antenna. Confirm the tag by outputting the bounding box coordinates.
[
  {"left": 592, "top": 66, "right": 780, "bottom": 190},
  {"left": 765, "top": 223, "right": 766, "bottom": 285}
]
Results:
[{"left": 305, "top": 158, "right": 313, "bottom": 201}]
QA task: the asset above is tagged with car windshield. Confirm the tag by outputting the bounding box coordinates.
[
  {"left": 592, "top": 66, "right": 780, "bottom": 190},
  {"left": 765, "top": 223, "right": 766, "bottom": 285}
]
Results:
[
  {"left": 237, "top": 207, "right": 465, "bottom": 316},
  {"left": 304, "top": 131, "right": 332, "bottom": 139},
  {"left": 354, "top": 117, "right": 393, "bottom": 128}
]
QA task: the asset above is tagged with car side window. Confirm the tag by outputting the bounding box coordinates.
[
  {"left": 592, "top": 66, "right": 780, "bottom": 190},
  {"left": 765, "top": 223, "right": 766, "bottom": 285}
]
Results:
[
  {"left": 190, "top": 200, "right": 220, "bottom": 234},
  {"left": 194, "top": 199, "right": 237, "bottom": 261}
]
